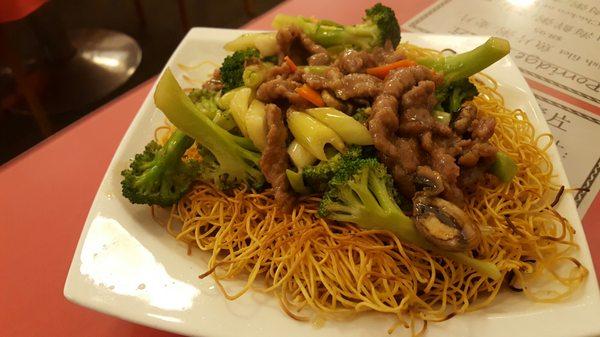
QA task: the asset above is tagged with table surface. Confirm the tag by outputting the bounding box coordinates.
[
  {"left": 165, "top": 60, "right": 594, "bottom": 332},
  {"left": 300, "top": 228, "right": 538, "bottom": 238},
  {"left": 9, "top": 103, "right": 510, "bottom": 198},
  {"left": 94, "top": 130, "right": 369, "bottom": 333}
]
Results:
[{"left": 1, "top": 0, "right": 598, "bottom": 336}]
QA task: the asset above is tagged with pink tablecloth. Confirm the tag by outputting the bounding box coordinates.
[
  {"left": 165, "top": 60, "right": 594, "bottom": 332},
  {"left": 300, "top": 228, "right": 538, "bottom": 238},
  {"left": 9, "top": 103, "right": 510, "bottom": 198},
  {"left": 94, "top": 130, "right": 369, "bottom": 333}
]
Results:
[{"left": 1, "top": 1, "right": 597, "bottom": 336}]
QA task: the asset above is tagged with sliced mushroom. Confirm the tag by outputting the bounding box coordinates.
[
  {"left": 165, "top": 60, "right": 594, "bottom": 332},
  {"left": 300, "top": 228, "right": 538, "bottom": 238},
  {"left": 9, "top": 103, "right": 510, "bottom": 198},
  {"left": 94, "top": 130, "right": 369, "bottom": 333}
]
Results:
[{"left": 413, "top": 197, "right": 481, "bottom": 251}]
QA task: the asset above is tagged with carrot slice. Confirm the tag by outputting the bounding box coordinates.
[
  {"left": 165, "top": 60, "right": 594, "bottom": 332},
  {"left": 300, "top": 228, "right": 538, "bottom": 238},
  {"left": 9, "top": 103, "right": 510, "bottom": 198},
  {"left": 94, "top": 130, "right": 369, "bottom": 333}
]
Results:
[
  {"left": 366, "top": 59, "right": 417, "bottom": 79},
  {"left": 296, "top": 85, "right": 325, "bottom": 107},
  {"left": 284, "top": 55, "right": 297, "bottom": 72}
]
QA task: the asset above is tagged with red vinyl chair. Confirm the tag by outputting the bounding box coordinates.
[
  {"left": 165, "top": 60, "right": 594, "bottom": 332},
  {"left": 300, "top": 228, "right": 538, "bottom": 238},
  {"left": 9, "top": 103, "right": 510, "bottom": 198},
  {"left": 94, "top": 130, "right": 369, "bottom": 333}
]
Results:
[{"left": 0, "top": 0, "right": 141, "bottom": 135}]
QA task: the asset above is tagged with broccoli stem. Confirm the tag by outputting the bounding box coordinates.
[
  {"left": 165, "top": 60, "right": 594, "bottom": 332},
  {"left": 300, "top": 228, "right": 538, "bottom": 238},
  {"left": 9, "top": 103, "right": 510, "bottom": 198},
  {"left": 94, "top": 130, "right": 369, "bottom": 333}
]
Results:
[
  {"left": 418, "top": 37, "right": 510, "bottom": 84},
  {"left": 357, "top": 198, "right": 500, "bottom": 280},
  {"left": 446, "top": 252, "right": 502, "bottom": 280},
  {"left": 134, "top": 130, "right": 193, "bottom": 194},
  {"left": 273, "top": 14, "right": 355, "bottom": 48},
  {"left": 366, "top": 172, "right": 425, "bottom": 244},
  {"left": 154, "top": 69, "right": 263, "bottom": 186},
  {"left": 298, "top": 66, "right": 331, "bottom": 75},
  {"left": 321, "top": 159, "right": 501, "bottom": 280},
  {"left": 151, "top": 130, "right": 192, "bottom": 171},
  {"left": 377, "top": 216, "right": 500, "bottom": 280},
  {"left": 272, "top": 3, "right": 400, "bottom": 50},
  {"left": 121, "top": 128, "right": 200, "bottom": 206}
]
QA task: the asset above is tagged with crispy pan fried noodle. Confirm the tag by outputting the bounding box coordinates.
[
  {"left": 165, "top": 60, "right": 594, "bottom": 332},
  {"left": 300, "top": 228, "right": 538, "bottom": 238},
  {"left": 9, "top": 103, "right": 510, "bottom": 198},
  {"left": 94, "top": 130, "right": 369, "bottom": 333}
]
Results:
[{"left": 156, "top": 44, "right": 588, "bottom": 336}]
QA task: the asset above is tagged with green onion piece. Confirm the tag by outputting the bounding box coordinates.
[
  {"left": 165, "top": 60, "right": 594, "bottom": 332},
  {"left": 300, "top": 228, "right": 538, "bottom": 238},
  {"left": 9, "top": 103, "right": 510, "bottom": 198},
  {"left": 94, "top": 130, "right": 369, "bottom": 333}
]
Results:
[{"left": 491, "top": 152, "right": 518, "bottom": 182}]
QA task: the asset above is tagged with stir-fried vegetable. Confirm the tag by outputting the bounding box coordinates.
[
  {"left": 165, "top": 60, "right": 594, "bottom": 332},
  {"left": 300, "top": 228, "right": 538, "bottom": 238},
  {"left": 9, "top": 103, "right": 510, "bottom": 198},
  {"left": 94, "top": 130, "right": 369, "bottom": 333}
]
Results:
[
  {"left": 154, "top": 69, "right": 265, "bottom": 189},
  {"left": 242, "top": 63, "right": 272, "bottom": 89},
  {"left": 319, "top": 157, "right": 501, "bottom": 280},
  {"left": 418, "top": 37, "right": 510, "bottom": 85},
  {"left": 188, "top": 88, "right": 237, "bottom": 130},
  {"left": 416, "top": 37, "right": 510, "bottom": 112},
  {"left": 224, "top": 32, "right": 279, "bottom": 56},
  {"left": 366, "top": 59, "right": 417, "bottom": 79},
  {"left": 443, "top": 78, "right": 479, "bottom": 113},
  {"left": 283, "top": 56, "right": 297, "bottom": 72},
  {"left": 491, "top": 152, "right": 518, "bottom": 182},
  {"left": 220, "top": 48, "right": 260, "bottom": 93},
  {"left": 287, "top": 110, "right": 345, "bottom": 161},
  {"left": 305, "top": 107, "right": 372, "bottom": 145},
  {"left": 296, "top": 85, "right": 325, "bottom": 107},
  {"left": 228, "top": 87, "right": 253, "bottom": 136},
  {"left": 432, "top": 110, "right": 451, "bottom": 125},
  {"left": 272, "top": 3, "right": 401, "bottom": 50},
  {"left": 188, "top": 89, "right": 220, "bottom": 119},
  {"left": 244, "top": 99, "right": 268, "bottom": 150},
  {"left": 120, "top": 4, "right": 515, "bottom": 284},
  {"left": 121, "top": 130, "right": 199, "bottom": 207},
  {"left": 301, "top": 146, "right": 364, "bottom": 193},
  {"left": 286, "top": 169, "right": 310, "bottom": 194},
  {"left": 287, "top": 140, "right": 317, "bottom": 169}
]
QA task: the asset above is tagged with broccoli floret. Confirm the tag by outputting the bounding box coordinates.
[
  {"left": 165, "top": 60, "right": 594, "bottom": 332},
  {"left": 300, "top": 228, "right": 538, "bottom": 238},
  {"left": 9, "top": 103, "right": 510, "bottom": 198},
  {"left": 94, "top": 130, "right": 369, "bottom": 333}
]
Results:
[
  {"left": 272, "top": 3, "right": 401, "bottom": 50},
  {"left": 154, "top": 69, "right": 265, "bottom": 190},
  {"left": 319, "top": 157, "right": 501, "bottom": 280},
  {"left": 220, "top": 48, "right": 260, "bottom": 93},
  {"left": 352, "top": 107, "right": 371, "bottom": 123},
  {"left": 419, "top": 37, "right": 510, "bottom": 85},
  {"left": 439, "top": 78, "right": 479, "bottom": 113},
  {"left": 193, "top": 147, "right": 242, "bottom": 190},
  {"left": 188, "top": 89, "right": 237, "bottom": 130},
  {"left": 302, "top": 146, "right": 363, "bottom": 193},
  {"left": 364, "top": 3, "right": 401, "bottom": 47},
  {"left": 188, "top": 89, "right": 220, "bottom": 119},
  {"left": 242, "top": 63, "right": 273, "bottom": 89},
  {"left": 121, "top": 130, "right": 199, "bottom": 207},
  {"left": 318, "top": 157, "right": 417, "bottom": 237},
  {"left": 416, "top": 37, "right": 509, "bottom": 113}
]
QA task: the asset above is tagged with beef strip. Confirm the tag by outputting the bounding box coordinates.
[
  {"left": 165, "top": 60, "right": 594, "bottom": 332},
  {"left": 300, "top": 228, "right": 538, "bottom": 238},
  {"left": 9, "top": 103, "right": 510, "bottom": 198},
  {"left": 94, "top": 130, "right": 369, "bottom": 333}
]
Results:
[
  {"left": 369, "top": 93, "right": 422, "bottom": 197},
  {"left": 265, "top": 63, "right": 293, "bottom": 81},
  {"left": 367, "top": 63, "right": 499, "bottom": 205},
  {"left": 458, "top": 142, "right": 497, "bottom": 167},
  {"left": 333, "top": 42, "right": 406, "bottom": 74},
  {"left": 334, "top": 73, "right": 383, "bottom": 100},
  {"left": 259, "top": 104, "right": 295, "bottom": 209},
  {"left": 459, "top": 165, "right": 498, "bottom": 193},
  {"left": 334, "top": 49, "right": 376, "bottom": 74},
  {"left": 430, "top": 148, "right": 460, "bottom": 185},
  {"left": 302, "top": 68, "right": 382, "bottom": 100},
  {"left": 264, "top": 62, "right": 306, "bottom": 82},
  {"left": 396, "top": 73, "right": 450, "bottom": 138},
  {"left": 453, "top": 102, "right": 477, "bottom": 135},
  {"left": 397, "top": 80, "right": 440, "bottom": 136},
  {"left": 382, "top": 65, "right": 443, "bottom": 97},
  {"left": 308, "top": 52, "right": 330, "bottom": 66},
  {"left": 419, "top": 133, "right": 468, "bottom": 204},
  {"left": 256, "top": 78, "right": 311, "bottom": 108},
  {"left": 371, "top": 41, "right": 405, "bottom": 65},
  {"left": 369, "top": 94, "right": 401, "bottom": 159},
  {"left": 470, "top": 116, "right": 496, "bottom": 141},
  {"left": 456, "top": 104, "right": 498, "bottom": 168},
  {"left": 276, "top": 26, "right": 329, "bottom": 65},
  {"left": 368, "top": 66, "right": 444, "bottom": 198}
]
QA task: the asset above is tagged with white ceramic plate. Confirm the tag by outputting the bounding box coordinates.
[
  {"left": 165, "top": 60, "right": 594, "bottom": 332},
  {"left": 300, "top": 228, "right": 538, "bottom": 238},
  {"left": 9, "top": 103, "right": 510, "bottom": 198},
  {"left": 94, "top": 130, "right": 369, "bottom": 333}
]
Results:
[{"left": 64, "top": 28, "right": 600, "bottom": 337}]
